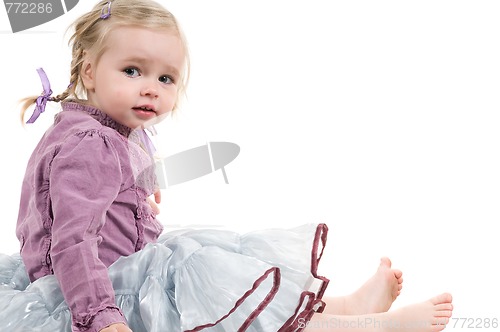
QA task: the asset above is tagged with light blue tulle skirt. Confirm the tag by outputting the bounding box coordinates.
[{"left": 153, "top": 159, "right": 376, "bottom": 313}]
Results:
[{"left": 0, "top": 224, "right": 329, "bottom": 332}]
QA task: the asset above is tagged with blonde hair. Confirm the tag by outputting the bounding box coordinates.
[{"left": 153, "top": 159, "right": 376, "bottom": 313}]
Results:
[{"left": 21, "top": 0, "right": 190, "bottom": 123}]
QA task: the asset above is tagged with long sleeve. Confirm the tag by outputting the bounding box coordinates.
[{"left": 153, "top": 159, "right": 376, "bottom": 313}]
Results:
[{"left": 49, "top": 131, "right": 127, "bottom": 332}]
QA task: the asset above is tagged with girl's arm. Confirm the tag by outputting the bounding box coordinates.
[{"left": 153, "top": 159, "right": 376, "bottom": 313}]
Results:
[{"left": 49, "top": 132, "right": 127, "bottom": 331}]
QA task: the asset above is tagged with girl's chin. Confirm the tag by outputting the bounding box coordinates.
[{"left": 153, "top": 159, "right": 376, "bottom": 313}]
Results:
[{"left": 128, "top": 119, "right": 161, "bottom": 131}]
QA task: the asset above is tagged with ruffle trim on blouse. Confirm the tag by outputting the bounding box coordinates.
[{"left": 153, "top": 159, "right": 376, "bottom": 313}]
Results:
[{"left": 61, "top": 101, "right": 132, "bottom": 137}]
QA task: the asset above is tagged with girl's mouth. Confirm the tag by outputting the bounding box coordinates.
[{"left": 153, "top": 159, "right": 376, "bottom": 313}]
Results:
[{"left": 133, "top": 106, "right": 157, "bottom": 119}]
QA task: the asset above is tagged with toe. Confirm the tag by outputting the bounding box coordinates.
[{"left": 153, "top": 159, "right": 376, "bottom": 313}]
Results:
[
  {"left": 435, "top": 303, "right": 453, "bottom": 311},
  {"left": 380, "top": 257, "right": 392, "bottom": 268},
  {"left": 431, "top": 293, "right": 453, "bottom": 305},
  {"left": 430, "top": 318, "right": 449, "bottom": 332},
  {"left": 433, "top": 317, "right": 450, "bottom": 326}
]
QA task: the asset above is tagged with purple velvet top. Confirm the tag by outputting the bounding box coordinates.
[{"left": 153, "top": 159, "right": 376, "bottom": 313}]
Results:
[{"left": 16, "top": 101, "right": 164, "bottom": 332}]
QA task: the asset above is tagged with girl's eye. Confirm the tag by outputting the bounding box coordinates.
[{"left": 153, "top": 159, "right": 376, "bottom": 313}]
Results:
[
  {"left": 159, "top": 75, "right": 173, "bottom": 84},
  {"left": 124, "top": 68, "right": 140, "bottom": 77}
]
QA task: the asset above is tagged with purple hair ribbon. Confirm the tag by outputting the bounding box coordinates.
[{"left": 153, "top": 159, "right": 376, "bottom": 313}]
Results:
[
  {"left": 26, "top": 68, "right": 53, "bottom": 124},
  {"left": 100, "top": 1, "right": 112, "bottom": 19}
]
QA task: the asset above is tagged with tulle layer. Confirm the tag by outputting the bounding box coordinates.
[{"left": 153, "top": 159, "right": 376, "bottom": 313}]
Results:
[{"left": 0, "top": 224, "right": 329, "bottom": 332}]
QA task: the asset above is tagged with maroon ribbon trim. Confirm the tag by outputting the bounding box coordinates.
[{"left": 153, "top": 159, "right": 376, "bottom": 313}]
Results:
[{"left": 186, "top": 267, "right": 281, "bottom": 332}]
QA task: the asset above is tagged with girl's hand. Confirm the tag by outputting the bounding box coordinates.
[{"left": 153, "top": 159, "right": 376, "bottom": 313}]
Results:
[
  {"left": 99, "top": 323, "right": 132, "bottom": 332},
  {"left": 147, "top": 190, "right": 162, "bottom": 215}
]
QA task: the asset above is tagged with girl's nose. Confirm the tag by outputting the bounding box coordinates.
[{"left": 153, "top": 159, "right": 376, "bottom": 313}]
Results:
[{"left": 141, "top": 83, "right": 158, "bottom": 98}]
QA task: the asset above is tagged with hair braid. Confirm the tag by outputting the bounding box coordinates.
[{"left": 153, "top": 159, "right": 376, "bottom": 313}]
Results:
[{"left": 52, "top": 42, "right": 86, "bottom": 103}]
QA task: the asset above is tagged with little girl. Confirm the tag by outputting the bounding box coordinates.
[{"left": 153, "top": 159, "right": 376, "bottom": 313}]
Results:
[{"left": 0, "top": 1, "right": 453, "bottom": 331}]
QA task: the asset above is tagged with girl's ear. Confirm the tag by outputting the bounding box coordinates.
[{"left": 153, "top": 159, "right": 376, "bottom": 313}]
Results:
[{"left": 80, "top": 51, "right": 95, "bottom": 91}]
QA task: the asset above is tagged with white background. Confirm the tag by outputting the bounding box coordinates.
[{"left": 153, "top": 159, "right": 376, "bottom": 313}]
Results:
[{"left": 1, "top": 0, "right": 498, "bottom": 323}]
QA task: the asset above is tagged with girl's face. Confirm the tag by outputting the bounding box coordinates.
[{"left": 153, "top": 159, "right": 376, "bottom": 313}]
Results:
[{"left": 81, "top": 26, "right": 185, "bottom": 129}]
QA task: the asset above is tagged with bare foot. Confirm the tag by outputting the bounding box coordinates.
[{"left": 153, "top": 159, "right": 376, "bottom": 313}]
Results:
[
  {"left": 346, "top": 257, "right": 403, "bottom": 314},
  {"left": 306, "top": 293, "right": 453, "bottom": 332},
  {"left": 380, "top": 293, "right": 453, "bottom": 332}
]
